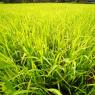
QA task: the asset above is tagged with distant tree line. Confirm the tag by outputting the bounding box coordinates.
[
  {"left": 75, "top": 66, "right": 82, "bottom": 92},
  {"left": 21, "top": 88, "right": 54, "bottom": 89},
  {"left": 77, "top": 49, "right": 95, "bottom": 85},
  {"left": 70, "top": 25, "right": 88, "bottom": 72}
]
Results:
[
  {"left": 0, "top": 0, "right": 65, "bottom": 2},
  {"left": 0, "top": 0, "right": 81, "bottom": 3},
  {"left": 0, "top": 0, "right": 95, "bottom": 3}
]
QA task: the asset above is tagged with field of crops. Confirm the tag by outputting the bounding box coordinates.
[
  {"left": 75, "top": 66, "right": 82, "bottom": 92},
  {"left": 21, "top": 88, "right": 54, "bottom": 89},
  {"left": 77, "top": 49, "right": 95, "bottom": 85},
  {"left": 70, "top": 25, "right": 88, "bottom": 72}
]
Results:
[{"left": 0, "top": 3, "right": 95, "bottom": 95}]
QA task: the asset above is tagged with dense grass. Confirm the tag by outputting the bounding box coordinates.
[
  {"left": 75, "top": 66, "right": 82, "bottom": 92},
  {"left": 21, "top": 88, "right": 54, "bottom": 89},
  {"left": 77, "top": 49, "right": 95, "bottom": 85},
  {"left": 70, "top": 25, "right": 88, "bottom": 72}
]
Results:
[{"left": 0, "top": 3, "right": 95, "bottom": 95}]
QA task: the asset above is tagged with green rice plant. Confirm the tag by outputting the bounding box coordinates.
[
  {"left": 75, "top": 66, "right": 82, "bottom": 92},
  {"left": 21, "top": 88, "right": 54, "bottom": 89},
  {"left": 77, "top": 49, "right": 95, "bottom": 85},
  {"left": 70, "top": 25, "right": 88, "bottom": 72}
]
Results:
[{"left": 0, "top": 3, "right": 95, "bottom": 95}]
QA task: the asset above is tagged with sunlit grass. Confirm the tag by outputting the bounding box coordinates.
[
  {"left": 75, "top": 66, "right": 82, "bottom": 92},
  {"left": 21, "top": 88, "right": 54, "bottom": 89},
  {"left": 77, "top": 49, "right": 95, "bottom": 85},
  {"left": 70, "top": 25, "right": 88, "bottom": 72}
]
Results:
[{"left": 0, "top": 3, "right": 95, "bottom": 95}]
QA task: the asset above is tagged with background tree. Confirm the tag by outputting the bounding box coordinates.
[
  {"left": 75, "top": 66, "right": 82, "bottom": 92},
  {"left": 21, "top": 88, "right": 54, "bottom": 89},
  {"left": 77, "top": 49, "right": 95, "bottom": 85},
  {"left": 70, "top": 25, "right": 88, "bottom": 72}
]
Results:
[{"left": 1, "top": 0, "right": 92, "bottom": 3}]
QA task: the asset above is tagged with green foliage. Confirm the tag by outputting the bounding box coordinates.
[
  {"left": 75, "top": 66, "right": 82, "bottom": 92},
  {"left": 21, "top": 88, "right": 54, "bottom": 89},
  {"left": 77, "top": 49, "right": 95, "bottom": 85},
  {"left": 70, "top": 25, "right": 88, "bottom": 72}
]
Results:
[{"left": 0, "top": 3, "right": 95, "bottom": 95}]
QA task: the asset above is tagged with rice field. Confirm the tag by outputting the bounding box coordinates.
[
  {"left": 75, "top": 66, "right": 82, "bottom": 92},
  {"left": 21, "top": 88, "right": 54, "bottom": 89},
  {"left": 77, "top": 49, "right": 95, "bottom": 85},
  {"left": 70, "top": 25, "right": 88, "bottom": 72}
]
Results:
[{"left": 0, "top": 3, "right": 95, "bottom": 95}]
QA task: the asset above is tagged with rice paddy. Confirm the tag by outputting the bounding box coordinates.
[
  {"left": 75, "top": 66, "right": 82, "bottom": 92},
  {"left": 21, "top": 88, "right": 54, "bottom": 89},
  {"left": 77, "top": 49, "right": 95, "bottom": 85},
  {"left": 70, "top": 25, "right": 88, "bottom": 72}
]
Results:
[{"left": 0, "top": 3, "right": 95, "bottom": 95}]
